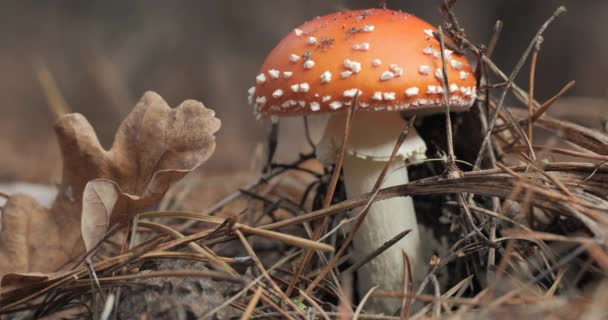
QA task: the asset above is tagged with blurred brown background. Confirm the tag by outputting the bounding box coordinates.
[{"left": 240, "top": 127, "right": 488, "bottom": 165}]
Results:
[{"left": 1, "top": 0, "right": 606, "bottom": 184}]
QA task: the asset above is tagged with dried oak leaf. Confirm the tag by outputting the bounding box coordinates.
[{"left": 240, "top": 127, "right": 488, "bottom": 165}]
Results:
[
  {"left": 0, "top": 194, "right": 81, "bottom": 277},
  {"left": 71, "top": 91, "right": 221, "bottom": 250},
  {"left": 0, "top": 91, "right": 220, "bottom": 277}
]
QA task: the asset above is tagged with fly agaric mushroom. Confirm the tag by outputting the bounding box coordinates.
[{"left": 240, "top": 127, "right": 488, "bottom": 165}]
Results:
[{"left": 248, "top": 9, "right": 476, "bottom": 313}]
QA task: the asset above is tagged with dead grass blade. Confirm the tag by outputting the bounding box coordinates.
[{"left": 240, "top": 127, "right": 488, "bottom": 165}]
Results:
[
  {"left": 400, "top": 250, "right": 414, "bottom": 320},
  {"left": 240, "top": 286, "right": 263, "bottom": 320},
  {"left": 234, "top": 229, "right": 308, "bottom": 319},
  {"left": 353, "top": 286, "right": 378, "bottom": 320}
]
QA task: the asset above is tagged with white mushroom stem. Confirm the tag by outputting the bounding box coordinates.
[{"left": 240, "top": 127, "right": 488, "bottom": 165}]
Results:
[
  {"left": 317, "top": 111, "right": 427, "bottom": 314},
  {"left": 342, "top": 154, "right": 422, "bottom": 313}
]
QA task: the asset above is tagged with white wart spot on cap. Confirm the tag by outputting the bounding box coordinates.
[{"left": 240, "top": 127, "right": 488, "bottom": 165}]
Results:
[
  {"left": 451, "top": 59, "right": 463, "bottom": 70},
  {"left": 344, "top": 59, "right": 362, "bottom": 73},
  {"left": 343, "top": 88, "right": 361, "bottom": 98},
  {"left": 383, "top": 92, "right": 396, "bottom": 101},
  {"left": 422, "top": 46, "right": 434, "bottom": 55},
  {"left": 372, "top": 59, "right": 382, "bottom": 67},
  {"left": 405, "top": 87, "right": 419, "bottom": 97},
  {"left": 303, "top": 60, "right": 315, "bottom": 69},
  {"left": 341, "top": 71, "right": 353, "bottom": 79},
  {"left": 283, "top": 71, "right": 293, "bottom": 79},
  {"left": 352, "top": 43, "right": 370, "bottom": 51},
  {"left": 290, "top": 83, "right": 310, "bottom": 93},
  {"left": 256, "top": 73, "right": 266, "bottom": 84},
  {"left": 361, "top": 25, "right": 375, "bottom": 32},
  {"left": 294, "top": 28, "right": 303, "bottom": 36},
  {"left": 307, "top": 36, "right": 317, "bottom": 44},
  {"left": 427, "top": 85, "right": 440, "bottom": 94},
  {"left": 423, "top": 29, "right": 434, "bottom": 38},
  {"left": 449, "top": 84, "right": 459, "bottom": 93},
  {"left": 461, "top": 87, "right": 476, "bottom": 97},
  {"left": 272, "top": 89, "right": 283, "bottom": 98},
  {"left": 289, "top": 54, "right": 301, "bottom": 63},
  {"left": 442, "top": 49, "right": 453, "bottom": 59},
  {"left": 322, "top": 95, "right": 332, "bottom": 102},
  {"left": 435, "top": 68, "right": 444, "bottom": 81},
  {"left": 268, "top": 69, "right": 280, "bottom": 79},
  {"left": 255, "top": 96, "right": 267, "bottom": 106},
  {"left": 320, "top": 71, "right": 332, "bottom": 84},
  {"left": 372, "top": 91, "right": 383, "bottom": 101},
  {"left": 419, "top": 65, "right": 430, "bottom": 75},
  {"left": 460, "top": 71, "right": 469, "bottom": 80},
  {"left": 248, "top": 86, "right": 256, "bottom": 95},
  {"left": 298, "top": 100, "right": 306, "bottom": 107},
  {"left": 380, "top": 71, "right": 395, "bottom": 81},
  {"left": 389, "top": 64, "right": 403, "bottom": 77},
  {"left": 329, "top": 101, "right": 343, "bottom": 110},
  {"left": 310, "top": 102, "right": 320, "bottom": 111},
  {"left": 281, "top": 100, "right": 290, "bottom": 108}
]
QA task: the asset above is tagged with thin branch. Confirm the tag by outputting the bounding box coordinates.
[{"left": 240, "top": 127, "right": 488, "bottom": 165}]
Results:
[
  {"left": 343, "top": 229, "right": 412, "bottom": 274},
  {"left": 474, "top": 6, "right": 567, "bottom": 170},
  {"left": 437, "top": 27, "right": 456, "bottom": 166},
  {"left": 527, "top": 36, "right": 542, "bottom": 159}
]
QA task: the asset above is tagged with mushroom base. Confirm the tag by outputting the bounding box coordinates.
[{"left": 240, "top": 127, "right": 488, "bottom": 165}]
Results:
[{"left": 342, "top": 155, "right": 424, "bottom": 314}]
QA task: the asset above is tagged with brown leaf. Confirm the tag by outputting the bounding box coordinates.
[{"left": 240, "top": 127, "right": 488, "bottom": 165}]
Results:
[
  {"left": 68, "top": 91, "right": 221, "bottom": 249},
  {"left": 0, "top": 194, "right": 81, "bottom": 276},
  {"left": 0, "top": 91, "right": 220, "bottom": 278},
  {"left": 55, "top": 91, "right": 221, "bottom": 203}
]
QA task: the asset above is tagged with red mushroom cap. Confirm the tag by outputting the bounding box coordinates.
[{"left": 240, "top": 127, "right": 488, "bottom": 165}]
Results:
[{"left": 249, "top": 9, "right": 477, "bottom": 117}]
